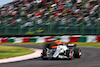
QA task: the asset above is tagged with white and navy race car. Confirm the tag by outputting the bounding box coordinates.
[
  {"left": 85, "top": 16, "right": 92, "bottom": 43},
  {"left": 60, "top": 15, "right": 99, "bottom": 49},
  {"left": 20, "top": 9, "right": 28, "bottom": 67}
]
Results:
[{"left": 41, "top": 42, "right": 81, "bottom": 60}]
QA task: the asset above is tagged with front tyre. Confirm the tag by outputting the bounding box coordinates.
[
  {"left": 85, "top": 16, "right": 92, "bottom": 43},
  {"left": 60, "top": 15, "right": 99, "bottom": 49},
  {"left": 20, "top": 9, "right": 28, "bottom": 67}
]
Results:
[
  {"left": 66, "top": 49, "right": 74, "bottom": 60},
  {"left": 42, "top": 49, "right": 48, "bottom": 60}
]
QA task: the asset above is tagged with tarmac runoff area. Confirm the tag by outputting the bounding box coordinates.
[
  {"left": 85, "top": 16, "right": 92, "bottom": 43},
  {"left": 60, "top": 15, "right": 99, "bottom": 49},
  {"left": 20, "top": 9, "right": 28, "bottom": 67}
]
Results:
[{"left": 0, "top": 48, "right": 42, "bottom": 64}]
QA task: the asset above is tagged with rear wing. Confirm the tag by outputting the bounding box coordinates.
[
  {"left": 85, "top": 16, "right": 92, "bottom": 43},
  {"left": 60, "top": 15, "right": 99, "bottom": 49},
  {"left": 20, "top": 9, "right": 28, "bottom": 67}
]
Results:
[{"left": 67, "top": 44, "right": 76, "bottom": 47}]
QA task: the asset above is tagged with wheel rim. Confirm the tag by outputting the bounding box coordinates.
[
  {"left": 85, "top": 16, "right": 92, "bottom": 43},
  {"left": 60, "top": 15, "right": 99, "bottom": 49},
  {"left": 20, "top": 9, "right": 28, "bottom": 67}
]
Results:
[
  {"left": 79, "top": 49, "right": 81, "bottom": 58},
  {"left": 70, "top": 50, "right": 73, "bottom": 60}
]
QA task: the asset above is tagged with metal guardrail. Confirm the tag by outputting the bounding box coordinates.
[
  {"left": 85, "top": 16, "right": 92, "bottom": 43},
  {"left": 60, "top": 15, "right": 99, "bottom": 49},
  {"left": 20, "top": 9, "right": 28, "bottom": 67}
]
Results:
[{"left": 0, "top": 25, "right": 100, "bottom": 35}]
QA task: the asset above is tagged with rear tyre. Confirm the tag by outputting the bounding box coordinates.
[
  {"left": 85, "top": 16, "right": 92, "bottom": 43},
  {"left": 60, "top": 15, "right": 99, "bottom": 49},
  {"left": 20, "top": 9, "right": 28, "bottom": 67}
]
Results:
[{"left": 74, "top": 48, "right": 81, "bottom": 58}]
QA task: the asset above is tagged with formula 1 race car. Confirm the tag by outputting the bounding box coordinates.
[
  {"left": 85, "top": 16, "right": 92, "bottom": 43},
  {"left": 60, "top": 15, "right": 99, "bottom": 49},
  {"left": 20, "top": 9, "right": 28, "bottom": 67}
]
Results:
[{"left": 41, "top": 42, "right": 81, "bottom": 60}]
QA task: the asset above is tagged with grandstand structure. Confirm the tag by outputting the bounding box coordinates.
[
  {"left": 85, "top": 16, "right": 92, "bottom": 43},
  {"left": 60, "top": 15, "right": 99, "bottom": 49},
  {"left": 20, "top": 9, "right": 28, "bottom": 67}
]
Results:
[{"left": 0, "top": 0, "right": 100, "bottom": 36}]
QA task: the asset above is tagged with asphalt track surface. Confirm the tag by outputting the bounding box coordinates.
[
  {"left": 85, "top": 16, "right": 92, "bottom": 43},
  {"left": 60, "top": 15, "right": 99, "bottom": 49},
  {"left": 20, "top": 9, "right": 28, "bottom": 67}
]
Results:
[{"left": 0, "top": 45, "right": 100, "bottom": 67}]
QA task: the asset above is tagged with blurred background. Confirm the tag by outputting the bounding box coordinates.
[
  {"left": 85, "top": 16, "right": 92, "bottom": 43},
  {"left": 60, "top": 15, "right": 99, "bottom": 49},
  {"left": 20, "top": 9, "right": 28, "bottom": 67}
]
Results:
[{"left": 0, "top": 0, "right": 100, "bottom": 37}]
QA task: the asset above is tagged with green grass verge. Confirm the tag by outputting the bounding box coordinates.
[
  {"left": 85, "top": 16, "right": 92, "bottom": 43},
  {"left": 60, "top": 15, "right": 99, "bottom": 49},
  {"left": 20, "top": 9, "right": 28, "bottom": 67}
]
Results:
[
  {"left": 0, "top": 42, "right": 100, "bottom": 47},
  {"left": 0, "top": 42, "right": 44, "bottom": 45},
  {"left": 72, "top": 42, "right": 100, "bottom": 47},
  {"left": 0, "top": 46, "right": 35, "bottom": 59}
]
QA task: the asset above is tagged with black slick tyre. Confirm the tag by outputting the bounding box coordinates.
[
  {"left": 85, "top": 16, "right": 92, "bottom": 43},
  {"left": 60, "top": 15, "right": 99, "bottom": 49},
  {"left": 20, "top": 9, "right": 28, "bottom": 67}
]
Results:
[
  {"left": 74, "top": 48, "right": 81, "bottom": 58},
  {"left": 66, "top": 49, "right": 74, "bottom": 60},
  {"left": 42, "top": 49, "right": 48, "bottom": 60}
]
